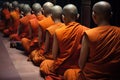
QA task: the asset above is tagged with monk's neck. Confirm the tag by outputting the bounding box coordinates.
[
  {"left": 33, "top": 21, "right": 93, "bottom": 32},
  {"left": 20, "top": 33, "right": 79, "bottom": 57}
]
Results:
[
  {"left": 98, "top": 21, "right": 110, "bottom": 26},
  {"left": 36, "top": 12, "right": 42, "bottom": 16},
  {"left": 45, "top": 14, "right": 52, "bottom": 17},
  {"left": 54, "top": 19, "right": 61, "bottom": 23},
  {"left": 65, "top": 20, "right": 76, "bottom": 25},
  {"left": 25, "top": 13, "right": 31, "bottom": 16}
]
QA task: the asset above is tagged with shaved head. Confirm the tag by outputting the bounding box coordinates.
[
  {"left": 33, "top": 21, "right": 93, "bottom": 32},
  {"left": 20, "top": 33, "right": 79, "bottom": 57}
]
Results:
[
  {"left": 19, "top": 3, "right": 24, "bottom": 11},
  {"left": 92, "top": 1, "right": 112, "bottom": 25},
  {"left": 93, "top": 1, "right": 112, "bottom": 18},
  {"left": 43, "top": 2, "right": 54, "bottom": 16},
  {"left": 12, "top": 1, "right": 19, "bottom": 8},
  {"left": 63, "top": 4, "right": 79, "bottom": 24},
  {"left": 23, "top": 4, "right": 31, "bottom": 15},
  {"left": 32, "top": 3, "right": 42, "bottom": 13},
  {"left": 51, "top": 5, "right": 62, "bottom": 20}
]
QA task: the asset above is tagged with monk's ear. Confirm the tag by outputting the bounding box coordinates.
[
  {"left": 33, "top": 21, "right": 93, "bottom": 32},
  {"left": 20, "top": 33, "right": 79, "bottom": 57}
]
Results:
[{"left": 77, "top": 14, "right": 80, "bottom": 19}]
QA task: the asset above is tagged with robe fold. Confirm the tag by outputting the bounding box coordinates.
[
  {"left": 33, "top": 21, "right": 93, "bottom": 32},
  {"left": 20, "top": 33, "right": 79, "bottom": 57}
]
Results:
[
  {"left": 3, "top": 10, "right": 20, "bottom": 36},
  {"left": 10, "top": 14, "right": 36, "bottom": 41},
  {"left": 44, "top": 22, "right": 65, "bottom": 59},
  {"left": 21, "top": 14, "right": 45, "bottom": 53},
  {"left": 40, "top": 22, "right": 89, "bottom": 79},
  {"left": 29, "top": 16, "right": 54, "bottom": 65},
  {"left": 79, "top": 26, "right": 120, "bottom": 80}
]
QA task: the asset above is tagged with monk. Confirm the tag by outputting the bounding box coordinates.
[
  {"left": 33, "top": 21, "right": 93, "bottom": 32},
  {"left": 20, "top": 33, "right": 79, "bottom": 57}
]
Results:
[
  {"left": 78, "top": 1, "right": 120, "bottom": 80},
  {"left": 3, "top": 1, "right": 20, "bottom": 37},
  {"left": 21, "top": 3, "right": 45, "bottom": 54},
  {"left": 10, "top": 4, "right": 36, "bottom": 41},
  {"left": 27, "top": 2, "right": 54, "bottom": 65},
  {"left": 40, "top": 4, "right": 89, "bottom": 80},
  {"left": 44, "top": 5, "right": 64, "bottom": 58},
  {"left": 9, "top": 4, "right": 36, "bottom": 50},
  {"left": 0, "top": 2, "right": 11, "bottom": 31},
  {"left": 30, "top": 5, "right": 65, "bottom": 65}
]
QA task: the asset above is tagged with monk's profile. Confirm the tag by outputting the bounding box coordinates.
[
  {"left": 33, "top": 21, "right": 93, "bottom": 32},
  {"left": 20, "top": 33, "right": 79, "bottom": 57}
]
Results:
[{"left": 79, "top": 1, "right": 120, "bottom": 80}]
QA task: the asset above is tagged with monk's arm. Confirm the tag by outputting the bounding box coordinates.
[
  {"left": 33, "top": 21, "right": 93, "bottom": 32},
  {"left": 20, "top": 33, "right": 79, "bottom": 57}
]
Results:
[
  {"left": 52, "top": 34, "right": 59, "bottom": 59},
  {"left": 45, "top": 31, "right": 50, "bottom": 53},
  {"left": 38, "top": 26, "right": 42, "bottom": 47},
  {"left": 79, "top": 34, "right": 89, "bottom": 70}
]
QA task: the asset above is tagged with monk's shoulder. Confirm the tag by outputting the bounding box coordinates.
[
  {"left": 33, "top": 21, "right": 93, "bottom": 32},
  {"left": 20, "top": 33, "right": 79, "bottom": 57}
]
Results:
[
  {"left": 47, "top": 23, "right": 65, "bottom": 35},
  {"left": 37, "top": 14, "right": 45, "bottom": 21},
  {"left": 38, "top": 16, "right": 54, "bottom": 30},
  {"left": 29, "top": 18, "right": 39, "bottom": 28}
]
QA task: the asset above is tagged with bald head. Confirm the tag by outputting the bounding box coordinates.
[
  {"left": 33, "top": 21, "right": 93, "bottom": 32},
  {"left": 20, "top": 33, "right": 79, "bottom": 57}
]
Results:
[
  {"left": 12, "top": 1, "right": 19, "bottom": 9},
  {"left": 19, "top": 3, "right": 24, "bottom": 11},
  {"left": 43, "top": 2, "right": 54, "bottom": 16},
  {"left": 51, "top": 5, "right": 62, "bottom": 21},
  {"left": 92, "top": 1, "right": 112, "bottom": 25},
  {"left": 63, "top": 4, "right": 79, "bottom": 24},
  {"left": 93, "top": 1, "right": 112, "bottom": 18},
  {"left": 23, "top": 4, "right": 31, "bottom": 15},
  {"left": 32, "top": 3, "right": 42, "bottom": 14}
]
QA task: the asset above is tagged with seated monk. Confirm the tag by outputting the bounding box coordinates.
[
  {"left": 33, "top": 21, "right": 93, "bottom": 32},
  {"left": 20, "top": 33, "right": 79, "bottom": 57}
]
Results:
[
  {"left": 30, "top": 5, "right": 65, "bottom": 65},
  {"left": 78, "top": 1, "right": 120, "bottom": 80},
  {"left": 3, "top": 1, "right": 20, "bottom": 37},
  {"left": 40, "top": 4, "right": 89, "bottom": 80},
  {"left": 10, "top": 4, "right": 36, "bottom": 41},
  {"left": 0, "top": 2, "right": 11, "bottom": 31},
  {"left": 28, "top": 2, "right": 54, "bottom": 65},
  {"left": 21, "top": 3, "right": 45, "bottom": 54}
]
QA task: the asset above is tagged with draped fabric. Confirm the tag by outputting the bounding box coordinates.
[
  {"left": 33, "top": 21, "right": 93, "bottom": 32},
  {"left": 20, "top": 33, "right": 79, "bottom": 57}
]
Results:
[{"left": 79, "top": 26, "right": 120, "bottom": 80}]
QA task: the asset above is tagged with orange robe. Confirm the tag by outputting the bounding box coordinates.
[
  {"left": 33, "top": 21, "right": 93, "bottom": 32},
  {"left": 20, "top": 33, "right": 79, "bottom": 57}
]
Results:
[
  {"left": 40, "top": 22, "right": 89, "bottom": 79},
  {"left": 29, "top": 16, "right": 54, "bottom": 65},
  {"left": 21, "top": 14, "right": 45, "bottom": 53},
  {"left": 10, "top": 14, "right": 36, "bottom": 41},
  {"left": 79, "top": 26, "right": 120, "bottom": 80},
  {"left": 44, "top": 22, "right": 65, "bottom": 58},
  {"left": 0, "top": 8, "right": 11, "bottom": 31},
  {"left": 3, "top": 10, "right": 20, "bottom": 36}
]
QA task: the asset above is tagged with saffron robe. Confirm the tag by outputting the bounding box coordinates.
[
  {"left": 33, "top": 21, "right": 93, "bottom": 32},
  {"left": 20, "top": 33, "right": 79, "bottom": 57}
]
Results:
[
  {"left": 79, "top": 26, "right": 120, "bottom": 80},
  {"left": 44, "top": 22, "right": 65, "bottom": 59},
  {"left": 10, "top": 14, "right": 36, "bottom": 41},
  {"left": 0, "top": 8, "right": 11, "bottom": 31},
  {"left": 29, "top": 16, "right": 54, "bottom": 65},
  {"left": 21, "top": 14, "right": 45, "bottom": 53},
  {"left": 40, "top": 22, "right": 89, "bottom": 79},
  {"left": 3, "top": 10, "right": 20, "bottom": 36}
]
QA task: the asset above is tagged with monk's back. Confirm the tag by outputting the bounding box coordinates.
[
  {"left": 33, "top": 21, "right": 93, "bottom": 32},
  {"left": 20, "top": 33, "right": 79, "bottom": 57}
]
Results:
[
  {"left": 84, "top": 26, "right": 120, "bottom": 79},
  {"left": 55, "top": 22, "right": 89, "bottom": 72}
]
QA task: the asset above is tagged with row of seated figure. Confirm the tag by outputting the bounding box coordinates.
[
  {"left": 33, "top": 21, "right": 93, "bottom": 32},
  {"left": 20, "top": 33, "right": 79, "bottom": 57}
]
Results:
[{"left": 0, "top": 1, "right": 120, "bottom": 80}]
